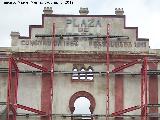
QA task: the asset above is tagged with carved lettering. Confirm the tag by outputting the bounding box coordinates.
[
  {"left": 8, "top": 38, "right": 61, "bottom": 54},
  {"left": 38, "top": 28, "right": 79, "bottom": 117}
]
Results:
[
  {"left": 21, "top": 40, "right": 26, "bottom": 45},
  {"left": 55, "top": 39, "right": 62, "bottom": 46},
  {"left": 96, "top": 20, "right": 101, "bottom": 27},
  {"left": 66, "top": 18, "right": 101, "bottom": 27},
  {"left": 89, "top": 39, "right": 135, "bottom": 48},
  {"left": 81, "top": 19, "right": 87, "bottom": 27},
  {"left": 66, "top": 19, "right": 72, "bottom": 24},
  {"left": 20, "top": 33, "right": 147, "bottom": 50},
  {"left": 73, "top": 33, "right": 79, "bottom": 40},
  {"left": 84, "top": 27, "right": 89, "bottom": 32},
  {"left": 78, "top": 27, "right": 83, "bottom": 32},
  {"left": 73, "top": 19, "right": 79, "bottom": 27},
  {"left": 88, "top": 19, "right": 94, "bottom": 27}
]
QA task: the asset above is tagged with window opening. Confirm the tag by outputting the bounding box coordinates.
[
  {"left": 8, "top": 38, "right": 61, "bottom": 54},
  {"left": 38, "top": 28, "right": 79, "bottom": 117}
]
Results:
[
  {"left": 87, "top": 68, "right": 93, "bottom": 80},
  {"left": 80, "top": 68, "right": 86, "bottom": 80},
  {"left": 72, "top": 68, "right": 79, "bottom": 80}
]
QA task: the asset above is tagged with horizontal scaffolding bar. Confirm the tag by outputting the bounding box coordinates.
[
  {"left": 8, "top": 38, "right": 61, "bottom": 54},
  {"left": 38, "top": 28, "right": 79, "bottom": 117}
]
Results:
[
  {"left": 147, "top": 104, "right": 160, "bottom": 107},
  {"left": 1, "top": 69, "right": 160, "bottom": 75},
  {"left": 0, "top": 102, "right": 6, "bottom": 105},
  {"left": 35, "top": 34, "right": 129, "bottom": 39},
  {"left": 8, "top": 113, "right": 160, "bottom": 118}
]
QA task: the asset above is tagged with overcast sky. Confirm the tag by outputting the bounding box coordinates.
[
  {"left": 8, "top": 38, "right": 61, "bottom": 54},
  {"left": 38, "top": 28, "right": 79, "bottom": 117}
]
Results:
[{"left": 0, "top": 0, "right": 160, "bottom": 49}]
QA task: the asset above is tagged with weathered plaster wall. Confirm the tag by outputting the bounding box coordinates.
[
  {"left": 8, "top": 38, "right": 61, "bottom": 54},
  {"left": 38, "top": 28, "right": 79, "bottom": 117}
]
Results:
[
  {"left": 123, "top": 64, "right": 141, "bottom": 115},
  {"left": 53, "top": 63, "right": 115, "bottom": 115},
  {"left": 11, "top": 16, "right": 149, "bottom": 53},
  {"left": 17, "top": 73, "right": 41, "bottom": 113},
  {"left": 0, "top": 61, "right": 8, "bottom": 102}
]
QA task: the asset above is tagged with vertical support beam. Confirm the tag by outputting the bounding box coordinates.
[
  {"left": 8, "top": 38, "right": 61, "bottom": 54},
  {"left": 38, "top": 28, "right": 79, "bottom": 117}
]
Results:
[
  {"left": 50, "top": 23, "right": 55, "bottom": 120},
  {"left": 148, "top": 62, "right": 158, "bottom": 120},
  {"left": 41, "top": 23, "right": 55, "bottom": 120},
  {"left": 141, "top": 66, "right": 144, "bottom": 117},
  {"left": 144, "top": 58, "right": 148, "bottom": 120},
  {"left": 141, "top": 57, "right": 148, "bottom": 120},
  {"left": 11, "top": 58, "right": 19, "bottom": 115},
  {"left": 106, "top": 24, "right": 110, "bottom": 119},
  {"left": 7, "top": 57, "right": 18, "bottom": 120},
  {"left": 114, "top": 64, "right": 124, "bottom": 120},
  {"left": 41, "top": 62, "right": 52, "bottom": 120}
]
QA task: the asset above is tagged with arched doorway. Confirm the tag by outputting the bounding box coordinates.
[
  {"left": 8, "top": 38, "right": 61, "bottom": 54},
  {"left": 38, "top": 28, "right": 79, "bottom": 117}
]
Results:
[
  {"left": 73, "top": 97, "right": 91, "bottom": 114},
  {"left": 69, "top": 91, "right": 96, "bottom": 120}
]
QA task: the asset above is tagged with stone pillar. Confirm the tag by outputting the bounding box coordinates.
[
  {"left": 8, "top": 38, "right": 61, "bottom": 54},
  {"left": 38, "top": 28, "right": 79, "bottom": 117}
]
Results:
[
  {"left": 114, "top": 63, "right": 124, "bottom": 120},
  {"left": 41, "top": 61, "right": 52, "bottom": 120},
  {"left": 148, "top": 63, "right": 158, "bottom": 120}
]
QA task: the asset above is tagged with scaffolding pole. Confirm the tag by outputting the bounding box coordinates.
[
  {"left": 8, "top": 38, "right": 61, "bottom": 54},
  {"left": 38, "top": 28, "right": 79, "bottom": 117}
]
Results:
[
  {"left": 49, "top": 23, "right": 55, "bottom": 120},
  {"left": 109, "top": 57, "right": 149, "bottom": 119},
  {"left": 7, "top": 57, "right": 19, "bottom": 120},
  {"left": 141, "top": 57, "right": 148, "bottom": 120},
  {"left": 106, "top": 24, "right": 110, "bottom": 119},
  {"left": 35, "top": 34, "right": 129, "bottom": 39},
  {"left": 7, "top": 57, "right": 48, "bottom": 120}
]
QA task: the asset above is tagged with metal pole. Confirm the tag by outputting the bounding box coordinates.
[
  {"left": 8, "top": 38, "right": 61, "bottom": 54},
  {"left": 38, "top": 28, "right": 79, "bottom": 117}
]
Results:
[
  {"left": 141, "top": 57, "right": 148, "bottom": 120},
  {"left": 7, "top": 58, "right": 12, "bottom": 120},
  {"left": 141, "top": 67, "right": 144, "bottom": 120},
  {"left": 50, "top": 23, "right": 55, "bottom": 120},
  {"left": 106, "top": 24, "right": 110, "bottom": 119},
  {"left": 144, "top": 57, "right": 148, "bottom": 120},
  {"left": 12, "top": 58, "right": 18, "bottom": 120}
]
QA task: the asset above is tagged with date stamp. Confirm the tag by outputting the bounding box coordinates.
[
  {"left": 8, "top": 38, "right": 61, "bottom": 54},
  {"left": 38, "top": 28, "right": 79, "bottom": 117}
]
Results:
[{"left": 3, "top": 1, "right": 73, "bottom": 5}]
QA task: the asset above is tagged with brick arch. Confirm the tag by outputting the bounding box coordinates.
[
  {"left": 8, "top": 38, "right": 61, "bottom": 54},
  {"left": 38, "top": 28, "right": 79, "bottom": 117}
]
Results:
[{"left": 69, "top": 91, "right": 96, "bottom": 114}]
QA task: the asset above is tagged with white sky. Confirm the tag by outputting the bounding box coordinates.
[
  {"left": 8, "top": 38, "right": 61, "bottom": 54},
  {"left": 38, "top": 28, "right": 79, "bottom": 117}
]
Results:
[{"left": 0, "top": 0, "right": 160, "bottom": 48}]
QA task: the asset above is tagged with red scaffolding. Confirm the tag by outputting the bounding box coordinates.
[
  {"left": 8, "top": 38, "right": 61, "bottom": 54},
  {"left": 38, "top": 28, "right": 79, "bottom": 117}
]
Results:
[
  {"left": 110, "top": 57, "right": 148, "bottom": 120},
  {"left": 106, "top": 24, "right": 110, "bottom": 118},
  {"left": 7, "top": 57, "right": 49, "bottom": 120},
  {"left": 6, "top": 23, "right": 56, "bottom": 120},
  {"left": 4, "top": 23, "right": 159, "bottom": 120}
]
